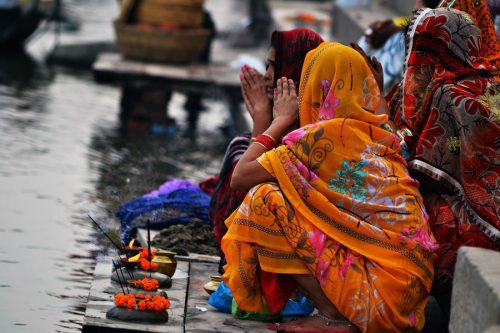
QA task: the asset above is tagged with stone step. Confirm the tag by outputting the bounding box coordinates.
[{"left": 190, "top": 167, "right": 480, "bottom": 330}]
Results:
[{"left": 449, "top": 247, "right": 500, "bottom": 333}]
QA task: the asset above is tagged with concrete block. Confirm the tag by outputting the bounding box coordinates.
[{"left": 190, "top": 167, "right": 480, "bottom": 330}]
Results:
[{"left": 449, "top": 247, "right": 500, "bottom": 333}]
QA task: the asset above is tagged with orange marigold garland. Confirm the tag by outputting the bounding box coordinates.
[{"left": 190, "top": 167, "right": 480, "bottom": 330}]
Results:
[
  {"left": 127, "top": 249, "right": 158, "bottom": 272},
  {"left": 114, "top": 293, "right": 170, "bottom": 312},
  {"left": 129, "top": 278, "right": 159, "bottom": 291},
  {"left": 139, "top": 258, "right": 158, "bottom": 271},
  {"left": 140, "top": 248, "right": 157, "bottom": 259}
]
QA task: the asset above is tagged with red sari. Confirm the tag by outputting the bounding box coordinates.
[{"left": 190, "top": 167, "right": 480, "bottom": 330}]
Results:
[{"left": 390, "top": 8, "right": 500, "bottom": 294}]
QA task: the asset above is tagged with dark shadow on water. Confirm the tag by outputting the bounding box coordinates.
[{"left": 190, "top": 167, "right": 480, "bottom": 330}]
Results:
[
  {"left": 88, "top": 121, "right": 227, "bottom": 217},
  {"left": 0, "top": 48, "right": 54, "bottom": 93}
]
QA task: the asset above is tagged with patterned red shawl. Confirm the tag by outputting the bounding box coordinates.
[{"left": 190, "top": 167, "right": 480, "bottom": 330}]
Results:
[{"left": 391, "top": 8, "right": 499, "bottom": 243}]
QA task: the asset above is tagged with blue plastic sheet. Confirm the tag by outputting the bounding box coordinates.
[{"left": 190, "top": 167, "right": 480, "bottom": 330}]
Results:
[
  {"left": 208, "top": 281, "right": 233, "bottom": 314},
  {"left": 116, "top": 188, "right": 212, "bottom": 242}
]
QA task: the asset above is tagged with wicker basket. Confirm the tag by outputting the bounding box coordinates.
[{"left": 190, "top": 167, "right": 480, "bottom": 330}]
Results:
[
  {"left": 133, "top": 0, "right": 205, "bottom": 28},
  {"left": 114, "top": 21, "right": 210, "bottom": 64}
]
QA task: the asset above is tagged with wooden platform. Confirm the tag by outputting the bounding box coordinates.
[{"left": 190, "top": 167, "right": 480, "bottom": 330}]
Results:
[
  {"left": 92, "top": 52, "right": 249, "bottom": 133},
  {"left": 93, "top": 53, "right": 241, "bottom": 95},
  {"left": 82, "top": 255, "right": 273, "bottom": 333}
]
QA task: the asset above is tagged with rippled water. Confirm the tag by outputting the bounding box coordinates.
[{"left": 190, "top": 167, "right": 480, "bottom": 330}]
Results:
[{"left": 0, "top": 1, "right": 231, "bottom": 331}]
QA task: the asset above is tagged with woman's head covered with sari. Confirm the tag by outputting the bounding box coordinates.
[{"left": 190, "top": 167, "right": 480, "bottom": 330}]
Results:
[
  {"left": 396, "top": 7, "right": 500, "bottom": 242},
  {"left": 439, "top": 0, "right": 500, "bottom": 67},
  {"left": 297, "top": 42, "right": 387, "bottom": 127},
  {"left": 271, "top": 29, "right": 324, "bottom": 89},
  {"left": 400, "top": 7, "right": 496, "bottom": 132}
]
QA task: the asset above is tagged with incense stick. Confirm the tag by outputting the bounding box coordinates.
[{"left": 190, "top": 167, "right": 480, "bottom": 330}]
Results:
[
  {"left": 87, "top": 213, "right": 137, "bottom": 280},
  {"left": 88, "top": 213, "right": 125, "bottom": 253},
  {"left": 112, "top": 259, "right": 126, "bottom": 294},
  {"left": 147, "top": 219, "right": 151, "bottom": 279},
  {"left": 118, "top": 263, "right": 130, "bottom": 294}
]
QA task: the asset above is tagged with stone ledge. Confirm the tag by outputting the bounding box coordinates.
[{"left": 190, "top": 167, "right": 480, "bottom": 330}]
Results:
[{"left": 449, "top": 247, "right": 500, "bottom": 333}]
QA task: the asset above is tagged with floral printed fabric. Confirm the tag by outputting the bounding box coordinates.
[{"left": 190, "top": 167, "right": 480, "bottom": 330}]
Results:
[
  {"left": 391, "top": 8, "right": 500, "bottom": 292},
  {"left": 440, "top": 0, "right": 500, "bottom": 70},
  {"left": 222, "top": 43, "right": 437, "bottom": 332}
]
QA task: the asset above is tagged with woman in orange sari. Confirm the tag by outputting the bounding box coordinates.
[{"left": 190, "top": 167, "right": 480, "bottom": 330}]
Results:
[{"left": 222, "top": 42, "right": 437, "bottom": 332}]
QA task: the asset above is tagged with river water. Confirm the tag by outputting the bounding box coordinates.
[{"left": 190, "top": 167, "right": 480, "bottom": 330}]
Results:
[{"left": 0, "top": 1, "right": 232, "bottom": 331}]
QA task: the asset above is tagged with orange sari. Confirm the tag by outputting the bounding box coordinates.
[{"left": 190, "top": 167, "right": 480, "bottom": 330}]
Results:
[{"left": 222, "top": 43, "right": 437, "bottom": 332}]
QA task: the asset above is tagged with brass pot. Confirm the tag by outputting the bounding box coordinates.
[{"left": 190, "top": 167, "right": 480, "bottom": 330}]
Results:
[
  {"left": 203, "top": 275, "right": 222, "bottom": 295},
  {"left": 152, "top": 250, "right": 177, "bottom": 277}
]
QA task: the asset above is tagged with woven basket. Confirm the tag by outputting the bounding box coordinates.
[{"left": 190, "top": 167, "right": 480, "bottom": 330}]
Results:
[
  {"left": 134, "top": 0, "right": 205, "bottom": 27},
  {"left": 114, "top": 21, "right": 210, "bottom": 64}
]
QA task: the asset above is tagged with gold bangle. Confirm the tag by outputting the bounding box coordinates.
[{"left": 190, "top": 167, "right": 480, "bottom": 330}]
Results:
[
  {"left": 261, "top": 133, "right": 277, "bottom": 145},
  {"left": 252, "top": 141, "right": 268, "bottom": 150},
  {"left": 251, "top": 136, "right": 257, "bottom": 142}
]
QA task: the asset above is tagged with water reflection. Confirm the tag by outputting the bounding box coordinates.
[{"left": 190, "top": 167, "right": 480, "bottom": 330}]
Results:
[{"left": 88, "top": 105, "right": 227, "bottom": 217}]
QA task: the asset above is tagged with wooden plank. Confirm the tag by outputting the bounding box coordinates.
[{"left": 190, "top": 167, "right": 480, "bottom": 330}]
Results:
[
  {"left": 93, "top": 53, "right": 241, "bottom": 93},
  {"left": 83, "top": 255, "right": 188, "bottom": 333},
  {"left": 185, "top": 261, "right": 272, "bottom": 333}
]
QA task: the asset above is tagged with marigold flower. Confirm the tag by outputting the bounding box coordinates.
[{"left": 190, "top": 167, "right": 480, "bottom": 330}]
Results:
[
  {"left": 114, "top": 293, "right": 128, "bottom": 307},
  {"left": 154, "top": 302, "right": 164, "bottom": 312},
  {"left": 113, "top": 292, "right": 169, "bottom": 311},
  {"left": 127, "top": 298, "right": 136, "bottom": 309},
  {"left": 139, "top": 259, "right": 150, "bottom": 271},
  {"left": 138, "top": 258, "right": 158, "bottom": 272},
  {"left": 139, "top": 249, "right": 157, "bottom": 259}
]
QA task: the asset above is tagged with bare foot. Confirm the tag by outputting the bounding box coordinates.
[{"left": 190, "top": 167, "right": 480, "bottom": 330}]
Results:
[{"left": 267, "top": 315, "right": 358, "bottom": 333}]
